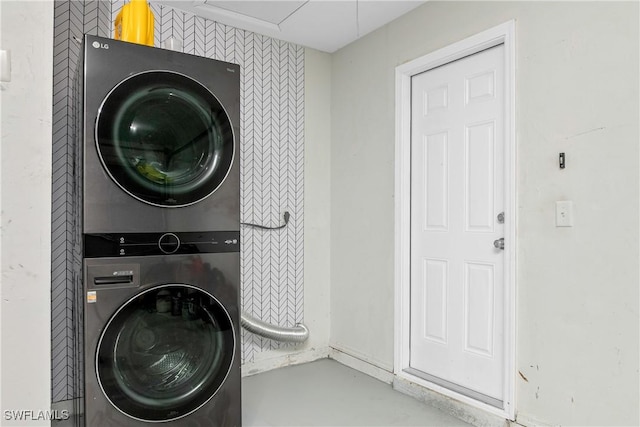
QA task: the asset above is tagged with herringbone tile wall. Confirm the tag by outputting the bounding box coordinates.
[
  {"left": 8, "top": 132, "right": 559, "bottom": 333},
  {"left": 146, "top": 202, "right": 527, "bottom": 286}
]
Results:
[{"left": 51, "top": 0, "right": 304, "bottom": 402}]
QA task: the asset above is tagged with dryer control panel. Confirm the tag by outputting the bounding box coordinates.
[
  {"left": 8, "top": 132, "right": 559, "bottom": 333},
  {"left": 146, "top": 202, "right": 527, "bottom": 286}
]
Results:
[{"left": 84, "top": 231, "right": 240, "bottom": 258}]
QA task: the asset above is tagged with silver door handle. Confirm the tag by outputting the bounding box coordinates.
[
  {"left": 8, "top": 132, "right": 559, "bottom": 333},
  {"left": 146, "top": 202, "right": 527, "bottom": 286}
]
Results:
[{"left": 493, "top": 238, "right": 504, "bottom": 250}]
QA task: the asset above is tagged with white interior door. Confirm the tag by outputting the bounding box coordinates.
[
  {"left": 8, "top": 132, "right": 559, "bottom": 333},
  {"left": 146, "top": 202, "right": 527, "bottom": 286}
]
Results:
[{"left": 409, "top": 44, "right": 505, "bottom": 404}]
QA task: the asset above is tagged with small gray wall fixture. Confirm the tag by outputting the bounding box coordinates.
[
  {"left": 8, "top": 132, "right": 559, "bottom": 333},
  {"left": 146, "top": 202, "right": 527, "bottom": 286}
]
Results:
[{"left": 51, "top": 0, "right": 304, "bottom": 403}]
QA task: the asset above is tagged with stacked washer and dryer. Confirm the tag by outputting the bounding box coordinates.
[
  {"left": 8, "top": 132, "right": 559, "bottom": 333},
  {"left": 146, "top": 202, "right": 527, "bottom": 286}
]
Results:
[{"left": 78, "top": 35, "right": 241, "bottom": 426}]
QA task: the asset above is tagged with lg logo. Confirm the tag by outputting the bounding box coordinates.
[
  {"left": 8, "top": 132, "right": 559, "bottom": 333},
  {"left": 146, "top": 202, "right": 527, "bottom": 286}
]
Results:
[{"left": 92, "top": 41, "right": 109, "bottom": 49}]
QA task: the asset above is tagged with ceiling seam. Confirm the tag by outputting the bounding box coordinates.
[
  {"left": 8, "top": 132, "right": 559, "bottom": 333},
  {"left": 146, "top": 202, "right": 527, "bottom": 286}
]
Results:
[{"left": 277, "top": 0, "right": 311, "bottom": 27}]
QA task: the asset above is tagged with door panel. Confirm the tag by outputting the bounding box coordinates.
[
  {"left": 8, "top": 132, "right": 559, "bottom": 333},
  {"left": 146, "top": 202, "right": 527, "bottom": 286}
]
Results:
[
  {"left": 422, "top": 258, "right": 448, "bottom": 344},
  {"left": 465, "top": 121, "right": 495, "bottom": 232},
  {"left": 95, "top": 71, "right": 235, "bottom": 207},
  {"left": 96, "top": 284, "right": 235, "bottom": 422},
  {"left": 409, "top": 44, "right": 505, "bottom": 402},
  {"left": 423, "top": 132, "right": 449, "bottom": 231},
  {"left": 464, "top": 261, "right": 495, "bottom": 356}
]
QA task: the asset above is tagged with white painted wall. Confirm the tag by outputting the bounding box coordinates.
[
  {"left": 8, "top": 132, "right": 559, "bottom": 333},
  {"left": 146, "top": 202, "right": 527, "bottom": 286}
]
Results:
[
  {"left": 300, "top": 48, "right": 332, "bottom": 353},
  {"left": 329, "top": 23, "right": 397, "bottom": 372},
  {"left": 0, "top": 1, "right": 53, "bottom": 426},
  {"left": 329, "top": 2, "right": 639, "bottom": 426},
  {"left": 243, "top": 48, "right": 333, "bottom": 372}
]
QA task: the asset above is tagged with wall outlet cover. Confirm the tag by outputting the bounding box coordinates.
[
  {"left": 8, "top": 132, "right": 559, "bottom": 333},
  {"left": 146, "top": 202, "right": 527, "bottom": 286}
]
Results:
[{"left": 556, "top": 200, "right": 574, "bottom": 227}]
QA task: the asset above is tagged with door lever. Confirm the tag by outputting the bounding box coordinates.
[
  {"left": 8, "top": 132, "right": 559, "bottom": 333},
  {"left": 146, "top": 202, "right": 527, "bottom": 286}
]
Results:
[{"left": 493, "top": 238, "right": 505, "bottom": 250}]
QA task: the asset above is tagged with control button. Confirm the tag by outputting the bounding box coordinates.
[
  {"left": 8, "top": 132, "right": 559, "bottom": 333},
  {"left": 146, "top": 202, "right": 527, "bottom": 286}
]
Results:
[{"left": 158, "top": 233, "right": 180, "bottom": 254}]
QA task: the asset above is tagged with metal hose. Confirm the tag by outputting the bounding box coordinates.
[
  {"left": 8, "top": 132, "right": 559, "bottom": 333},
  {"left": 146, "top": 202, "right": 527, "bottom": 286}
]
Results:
[
  {"left": 240, "top": 310, "right": 309, "bottom": 343},
  {"left": 239, "top": 213, "right": 307, "bottom": 343}
]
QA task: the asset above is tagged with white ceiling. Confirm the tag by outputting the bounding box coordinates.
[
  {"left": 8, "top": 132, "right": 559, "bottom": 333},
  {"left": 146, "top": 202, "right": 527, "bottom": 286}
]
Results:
[{"left": 156, "top": 0, "right": 426, "bottom": 53}]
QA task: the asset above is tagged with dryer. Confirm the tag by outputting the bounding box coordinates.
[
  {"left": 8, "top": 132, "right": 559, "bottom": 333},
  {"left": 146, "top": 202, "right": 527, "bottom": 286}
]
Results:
[
  {"left": 82, "top": 234, "right": 241, "bottom": 426},
  {"left": 80, "top": 35, "right": 240, "bottom": 234}
]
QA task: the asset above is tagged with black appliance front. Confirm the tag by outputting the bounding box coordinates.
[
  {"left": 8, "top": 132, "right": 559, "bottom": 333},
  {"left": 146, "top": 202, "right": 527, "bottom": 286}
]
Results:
[
  {"left": 83, "top": 250, "right": 241, "bottom": 426},
  {"left": 81, "top": 35, "right": 240, "bottom": 234},
  {"left": 95, "top": 70, "right": 234, "bottom": 207}
]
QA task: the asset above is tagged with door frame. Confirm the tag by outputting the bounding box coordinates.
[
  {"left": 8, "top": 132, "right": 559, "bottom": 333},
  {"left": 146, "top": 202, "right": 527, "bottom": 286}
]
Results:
[{"left": 394, "top": 21, "right": 516, "bottom": 419}]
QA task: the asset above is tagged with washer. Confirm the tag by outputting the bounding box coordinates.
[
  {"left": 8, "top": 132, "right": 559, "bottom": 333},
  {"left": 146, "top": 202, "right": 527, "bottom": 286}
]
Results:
[
  {"left": 80, "top": 35, "right": 240, "bottom": 234},
  {"left": 83, "top": 231, "right": 241, "bottom": 426}
]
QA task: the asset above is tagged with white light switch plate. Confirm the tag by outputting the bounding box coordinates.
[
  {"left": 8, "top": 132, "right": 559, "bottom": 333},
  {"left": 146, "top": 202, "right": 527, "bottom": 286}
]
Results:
[
  {"left": 1, "top": 49, "right": 11, "bottom": 82},
  {"left": 556, "top": 201, "right": 574, "bottom": 227}
]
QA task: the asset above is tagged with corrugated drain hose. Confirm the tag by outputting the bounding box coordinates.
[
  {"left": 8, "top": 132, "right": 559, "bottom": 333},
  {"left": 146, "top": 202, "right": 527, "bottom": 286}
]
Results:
[
  {"left": 239, "top": 211, "right": 309, "bottom": 343},
  {"left": 241, "top": 311, "right": 309, "bottom": 343}
]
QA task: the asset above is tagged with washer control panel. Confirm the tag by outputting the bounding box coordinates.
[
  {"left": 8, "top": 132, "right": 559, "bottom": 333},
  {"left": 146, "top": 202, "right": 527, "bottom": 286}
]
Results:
[
  {"left": 84, "top": 231, "right": 240, "bottom": 258},
  {"left": 158, "top": 233, "right": 180, "bottom": 254}
]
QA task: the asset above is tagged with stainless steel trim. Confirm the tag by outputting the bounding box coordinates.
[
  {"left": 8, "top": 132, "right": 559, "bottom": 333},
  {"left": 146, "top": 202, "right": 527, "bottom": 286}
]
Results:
[
  {"left": 403, "top": 367, "right": 503, "bottom": 409},
  {"left": 241, "top": 311, "right": 309, "bottom": 343}
]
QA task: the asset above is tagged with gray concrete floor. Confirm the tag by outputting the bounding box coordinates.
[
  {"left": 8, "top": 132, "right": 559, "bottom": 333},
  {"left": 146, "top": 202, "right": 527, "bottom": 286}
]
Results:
[{"left": 242, "top": 359, "right": 472, "bottom": 427}]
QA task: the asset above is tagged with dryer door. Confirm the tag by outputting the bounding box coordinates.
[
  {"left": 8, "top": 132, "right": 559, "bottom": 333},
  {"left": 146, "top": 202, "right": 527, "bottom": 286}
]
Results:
[
  {"left": 95, "top": 71, "right": 234, "bottom": 207},
  {"left": 96, "top": 284, "right": 235, "bottom": 422}
]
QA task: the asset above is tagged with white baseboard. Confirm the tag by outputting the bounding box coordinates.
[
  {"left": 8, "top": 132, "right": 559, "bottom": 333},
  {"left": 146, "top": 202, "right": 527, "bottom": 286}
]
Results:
[
  {"left": 328, "top": 347, "right": 394, "bottom": 384},
  {"left": 241, "top": 344, "right": 395, "bottom": 384},
  {"left": 513, "top": 412, "right": 552, "bottom": 427},
  {"left": 241, "top": 346, "right": 330, "bottom": 377},
  {"left": 329, "top": 342, "right": 394, "bottom": 372}
]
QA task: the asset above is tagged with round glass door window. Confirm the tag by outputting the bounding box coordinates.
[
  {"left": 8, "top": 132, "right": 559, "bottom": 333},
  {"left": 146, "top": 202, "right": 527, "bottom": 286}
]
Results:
[
  {"left": 95, "top": 71, "right": 234, "bottom": 207},
  {"left": 96, "top": 285, "right": 235, "bottom": 422}
]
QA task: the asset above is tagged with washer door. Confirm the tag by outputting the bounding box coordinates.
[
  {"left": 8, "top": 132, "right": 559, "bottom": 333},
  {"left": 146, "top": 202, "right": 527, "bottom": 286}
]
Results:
[
  {"left": 96, "top": 285, "right": 235, "bottom": 422},
  {"left": 95, "top": 71, "right": 234, "bottom": 207}
]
